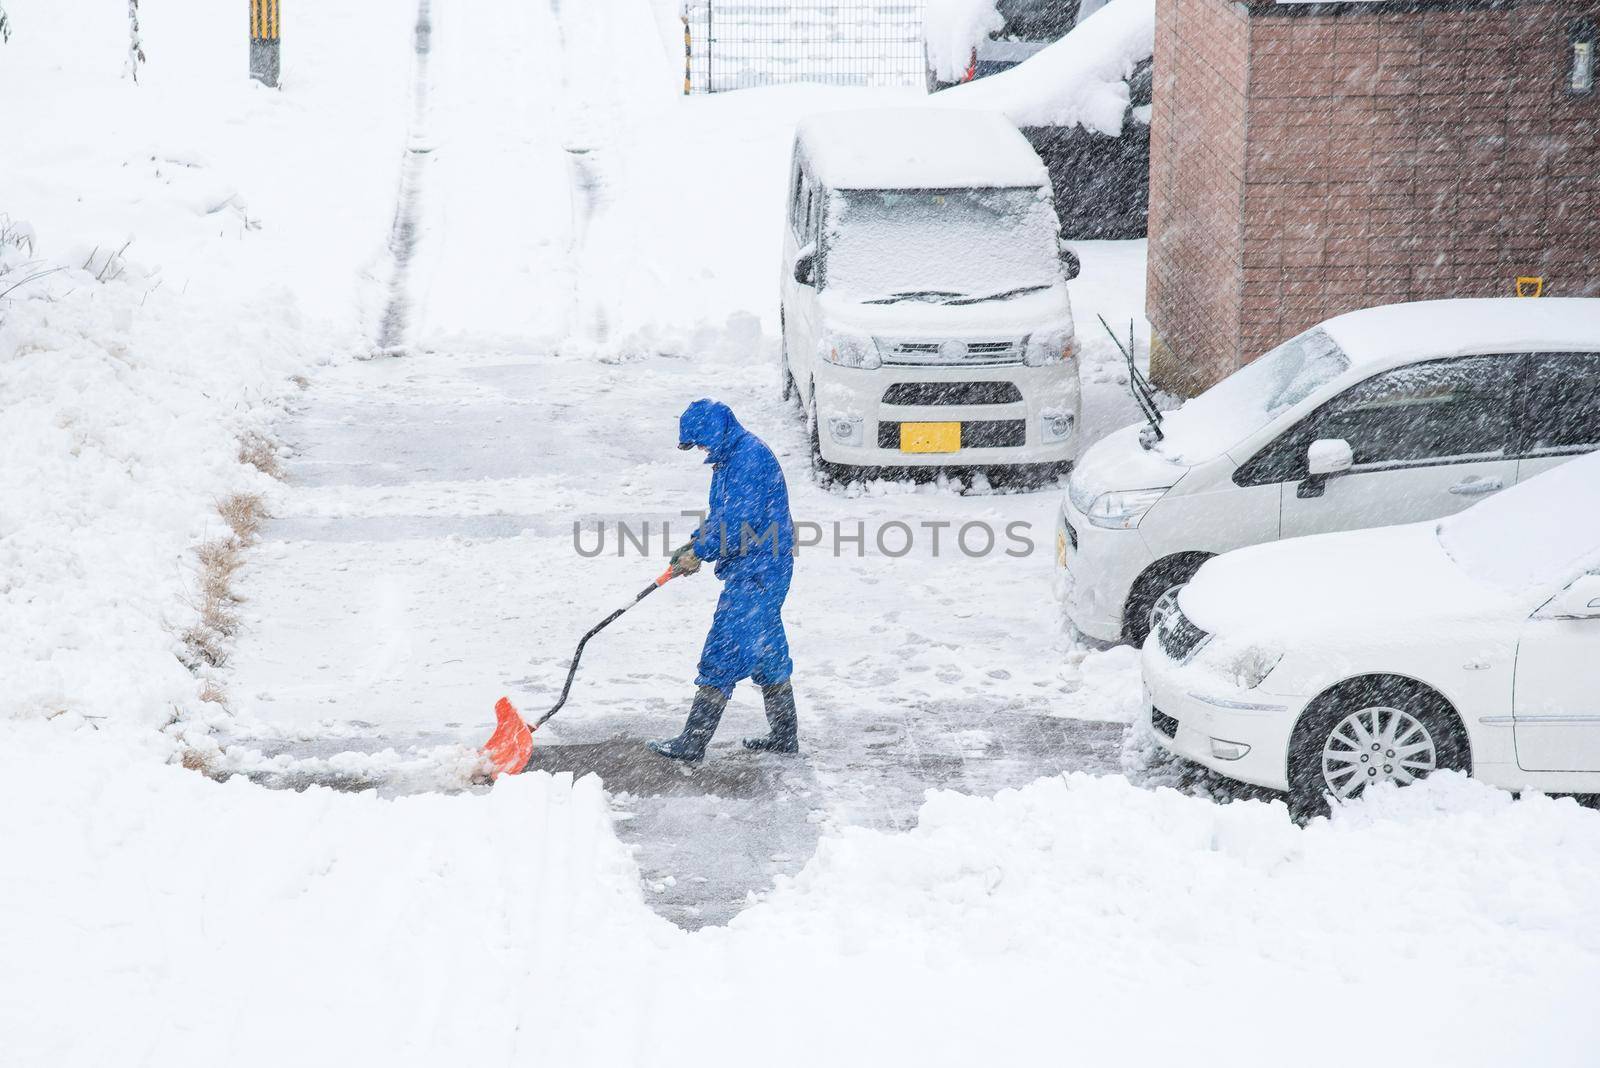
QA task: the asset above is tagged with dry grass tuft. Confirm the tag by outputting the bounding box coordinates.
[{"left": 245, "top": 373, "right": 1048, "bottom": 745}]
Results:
[
  {"left": 179, "top": 749, "right": 214, "bottom": 772},
  {"left": 238, "top": 431, "right": 283, "bottom": 479},
  {"left": 179, "top": 495, "right": 265, "bottom": 674},
  {"left": 217, "top": 492, "right": 266, "bottom": 541},
  {"left": 198, "top": 679, "right": 228, "bottom": 707}
]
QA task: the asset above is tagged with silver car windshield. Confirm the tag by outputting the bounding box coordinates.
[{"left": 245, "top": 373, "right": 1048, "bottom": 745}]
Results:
[
  {"left": 822, "top": 188, "right": 1060, "bottom": 302},
  {"left": 1155, "top": 327, "right": 1352, "bottom": 465}
]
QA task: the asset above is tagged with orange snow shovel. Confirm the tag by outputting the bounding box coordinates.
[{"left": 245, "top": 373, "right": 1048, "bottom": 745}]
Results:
[{"left": 482, "top": 566, "right": 678, "bottom": 777}]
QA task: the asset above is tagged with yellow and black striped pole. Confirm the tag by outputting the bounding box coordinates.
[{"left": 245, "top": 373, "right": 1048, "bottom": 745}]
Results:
[
  {"left": 249, "top": 0, "right": 280, "bottom": 87},
  {"left": 682, "top": 15, "right": 692, "bottom": 95}
]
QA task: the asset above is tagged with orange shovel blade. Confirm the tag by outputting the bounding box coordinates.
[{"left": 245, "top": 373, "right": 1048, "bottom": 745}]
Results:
[{"left": 482, "top": 696, "right": 534, "bottom": 777}]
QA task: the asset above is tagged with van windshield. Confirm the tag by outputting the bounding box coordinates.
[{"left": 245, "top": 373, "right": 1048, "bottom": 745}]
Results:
[
  {"left": 1156, "top": 327, "right": 1352, "bottom": 464},
  {"left": 823, "top": 188, "right": 1061, "bottom": 303}
]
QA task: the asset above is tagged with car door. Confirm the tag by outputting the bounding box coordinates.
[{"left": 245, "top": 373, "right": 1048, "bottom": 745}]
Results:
[
  {"left": 1278, "top": 355, "right": 1521, "bottom": 538},
  {"left": 1514, "top": 571, "right": 1600, "bottom": 772},
  {"left": 1514, "top": 351, "right": 1600, "bottom": 484}
]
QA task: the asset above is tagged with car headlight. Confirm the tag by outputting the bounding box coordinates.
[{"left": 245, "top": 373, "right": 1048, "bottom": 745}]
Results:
[
  {"left": 1024, "top": 325, "right": 1078, "bottom": 367},
  {"left": 820, "top": 333, "right": 881, "bottom": 370},
  {"left": 1083, "top": 487, "right": 1170, "bottom": 529},
  {"left": 1197, "top": 641, "right": 1283, "bottom": 690}
]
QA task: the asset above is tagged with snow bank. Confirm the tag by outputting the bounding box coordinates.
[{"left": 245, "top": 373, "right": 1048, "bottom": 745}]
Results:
[
  {"left": 0, "top": 721, "right": 669, "bottom": 1065},
  {"left": 10, "top": 738, "right": 1598, "bottom": 1065},
  {"left": 933, "top": 0, "right": 1154, "bottom": 134},
  {"left": 0, "top": 0, "right": 416, "bottom": 728}
]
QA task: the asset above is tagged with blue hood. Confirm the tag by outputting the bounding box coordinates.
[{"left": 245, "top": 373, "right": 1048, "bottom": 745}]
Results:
[{"left": 679, "top": 398, "right": 746, "bottom": 465}]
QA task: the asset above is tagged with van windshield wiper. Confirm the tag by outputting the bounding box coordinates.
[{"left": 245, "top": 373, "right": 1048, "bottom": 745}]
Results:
[
  {"left": 945, "top": 284, "right": 1052, "bottom": 306},
  {"left": 861, "top": 290, "right": 966, "bottom": 304},
  {"left": 1098, "top": 314, "right": 1164, "bottom": 447}
]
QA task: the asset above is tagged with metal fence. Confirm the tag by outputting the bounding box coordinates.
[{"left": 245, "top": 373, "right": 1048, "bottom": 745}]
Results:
[{"left": 683, "top": 1, "right": 927, "bottom": 94}]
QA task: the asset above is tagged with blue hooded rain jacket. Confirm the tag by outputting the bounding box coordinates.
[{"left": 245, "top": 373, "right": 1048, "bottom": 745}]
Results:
[{"left": 678, "top": 399, "right": 795, "bottom": 695}]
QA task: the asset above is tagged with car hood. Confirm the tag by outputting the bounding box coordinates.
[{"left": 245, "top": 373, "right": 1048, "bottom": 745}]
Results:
[
  {"left": 1179, "top": 522, "right": 1520, "bottom": 646},
  {"left": 817, "top": 285, "right": 1072, "bottom": 337},
  {"left": 1067, "top": 423, "right": 1188, "bottom": 508}
]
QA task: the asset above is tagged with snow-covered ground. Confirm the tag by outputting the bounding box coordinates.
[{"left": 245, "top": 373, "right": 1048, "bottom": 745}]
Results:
[{"left": 5, "top": 0, "right": 1600, "bottom": 1063}]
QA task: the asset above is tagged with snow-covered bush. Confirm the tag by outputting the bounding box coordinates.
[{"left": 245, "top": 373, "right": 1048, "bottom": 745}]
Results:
[
  {"left": 932, "top": 0, "right": 1154, "bottom": 134},
  {"left": 924, "top": 0, "right": 1002, "bottom": 84}
]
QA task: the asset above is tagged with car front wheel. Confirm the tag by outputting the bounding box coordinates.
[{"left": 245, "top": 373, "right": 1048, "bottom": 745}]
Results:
[{"left": 1287, "top": 678, "right": 1470, "bottom": 821}]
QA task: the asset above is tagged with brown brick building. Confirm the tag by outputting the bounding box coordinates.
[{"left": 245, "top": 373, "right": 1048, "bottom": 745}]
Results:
[{"left": 1147, "top": 0, "right": 1600, "bottom": 395}]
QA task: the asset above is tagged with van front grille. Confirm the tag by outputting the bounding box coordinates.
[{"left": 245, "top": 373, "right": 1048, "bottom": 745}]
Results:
[
  {"left": 882, "top": 382, "right": 1023, "bottom": 406},
  {"left": 876, "top": 338, "right": 1025, "bottom": 366}
]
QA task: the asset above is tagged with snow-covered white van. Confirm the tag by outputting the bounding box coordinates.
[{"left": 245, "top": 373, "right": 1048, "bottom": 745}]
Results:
[
  {"left": 1059, "top": 298, "right": 1600, "bottom": 645},
  {"left": 780, "top": 108, "right": 1081, "bottom": 479}
]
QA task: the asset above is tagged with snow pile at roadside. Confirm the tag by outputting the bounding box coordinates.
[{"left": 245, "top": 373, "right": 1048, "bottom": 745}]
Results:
[
  {"left": 0, "top": 0, "right": 415, "bottom": 729},
  {"left": 0, "top": 721, "right": 671, "bottom": 1066},
  {"left": 708, "top": 771, "right": 1600, "bottom": 1066},
  {"left": 0, "top": 258, "right": 317, "bottom": 728},
  {"left": 923, "top": 0, "right": 1003, "bottom": 84},
  {"left": 933, "top": 0, "right": 1154, "bottom": 134},
  {"left": 8, "top": 740, "right": 1598, "bottom": 1066}
]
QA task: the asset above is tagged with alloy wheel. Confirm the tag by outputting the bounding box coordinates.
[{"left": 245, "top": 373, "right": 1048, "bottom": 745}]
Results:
[{"left": 1320, "top": 705, "right": 1438, "bottom": 800}]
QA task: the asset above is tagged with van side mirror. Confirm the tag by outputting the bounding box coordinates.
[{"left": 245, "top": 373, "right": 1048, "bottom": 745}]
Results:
[
  {"left": 1060, "top": 245, "right": 1081, "bottom": 281},
  {"left": 793, "top": 247, "right": 817, "bottom": 287},
  {"left": 1549, "top": 574, "right": 1600, "bottom": 619},
  {"left": 1297, "top": 438, "right": 1354, "bottom": 498}
]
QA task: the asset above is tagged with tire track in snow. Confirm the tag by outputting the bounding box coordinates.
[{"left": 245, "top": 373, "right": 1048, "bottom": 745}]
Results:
[{"left": 375, "top": 0, "right": 435, "bottom": 356}]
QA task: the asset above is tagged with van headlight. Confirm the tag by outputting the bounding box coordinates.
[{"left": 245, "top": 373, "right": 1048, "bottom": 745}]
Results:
[
  {"left": 1083, "top": 487, "right": 1170, "bottom": 529},
  {"left": 820, "top": 333, "right": 881, "bottom": 370},
  {"left": 1024, "top": 326, "right": 1078, "bottom": 367}
]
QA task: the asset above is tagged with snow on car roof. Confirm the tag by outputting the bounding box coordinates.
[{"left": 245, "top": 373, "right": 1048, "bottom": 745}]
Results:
[
  {"left": 1438, "top": 449, "right": 1600, "bottom": 594},
  {"left": 1321, "top": 298, "right": 1600, "bottom": 368},
  {"left": 797, "top": 108, "right": 1048, "bottom": 190}
]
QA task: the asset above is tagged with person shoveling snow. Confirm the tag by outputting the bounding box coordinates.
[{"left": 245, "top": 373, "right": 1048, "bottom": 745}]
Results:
[
  {"left": 648, "top": 399, "right": 799, "bottom": 761},
  {"left": 481, "top": 399, "right": 798, "bottom": 776}
]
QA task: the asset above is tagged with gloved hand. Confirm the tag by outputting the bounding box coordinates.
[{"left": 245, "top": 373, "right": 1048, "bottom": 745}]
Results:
[{"left": 669, "top": 541, "right": 703, "bottom": 577}]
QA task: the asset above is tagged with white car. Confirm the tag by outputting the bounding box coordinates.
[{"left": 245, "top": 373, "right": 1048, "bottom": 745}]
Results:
[
  {"left": 780, "top": 108, "right": 1081, "bottom": 479},
  {"left": 1058, "top": 298, "right": 1600, "bottom": 644},
  {"left": 1141, "top": 450, "right": 1600, "bottom": 817}
]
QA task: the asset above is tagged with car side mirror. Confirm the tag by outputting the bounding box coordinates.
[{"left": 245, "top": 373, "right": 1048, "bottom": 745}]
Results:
[
  {"left": 793, "top": 247, "right": 817, "bottom": 287},
  {"left": 1060, "top": 245, "right": 1081, "bottom": 281},
  {"left": 1550, "top": 574, "right": 1600, "bottom": 619},
  {"left": 1296, "top": 438, "right": 1354, "bottom": 499},
  {"left": 1306, "top": 438, "right": 1353, "bottom": 477}
]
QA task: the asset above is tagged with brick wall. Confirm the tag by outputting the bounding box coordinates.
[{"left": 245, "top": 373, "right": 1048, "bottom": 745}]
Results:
[
  {"left": 1148, "top": 0, "right": 1600, "bottom": 396},
  {"left": 1147, "top": 0, "right": 1251, "bottom": 395}
]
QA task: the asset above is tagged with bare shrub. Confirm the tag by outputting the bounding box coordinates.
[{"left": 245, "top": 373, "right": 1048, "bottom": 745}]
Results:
[
  {"left": 238, "top": 430, "right": 283, "bottom": 479},
  {"left": 217, "top": 492, "right": 265, "bottom": 541}
]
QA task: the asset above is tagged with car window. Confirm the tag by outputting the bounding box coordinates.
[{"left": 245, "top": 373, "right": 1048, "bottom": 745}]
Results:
[
  {"left": 799, "top": 175, "right": 817, "bottom": 245},
  {"left": 788, "top": 151, "right": 804, "bottom": 238},
  {"left": 1235, "top": 355, "right": 1518, "bottom": 484},
  {"left": 1304, "top": 355, "right": 1516, "bottom": 468},
  {"left": 1519, "top": 352, "right": 1600, "bottom": 454}
]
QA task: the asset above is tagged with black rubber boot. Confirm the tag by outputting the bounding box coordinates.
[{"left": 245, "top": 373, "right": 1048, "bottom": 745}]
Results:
[
  {"left": 646, "top": 686, "right": 729, "bottom": 762},
  {"left": 743, "top": 680, "right": 800, "bottom": 754}
]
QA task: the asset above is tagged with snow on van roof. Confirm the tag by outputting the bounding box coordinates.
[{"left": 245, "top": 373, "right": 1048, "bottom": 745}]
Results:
[
  {"left": 1322, "top": 298, "right": 1600, "bottom": 368},
  {"left": 797, "top": 108, "right": 1048, "bottom": 190}
]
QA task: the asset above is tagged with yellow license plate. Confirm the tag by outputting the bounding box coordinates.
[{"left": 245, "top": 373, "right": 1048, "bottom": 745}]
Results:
[{"left": 899, "top": 421, "right": 961, "bottom": 453}]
